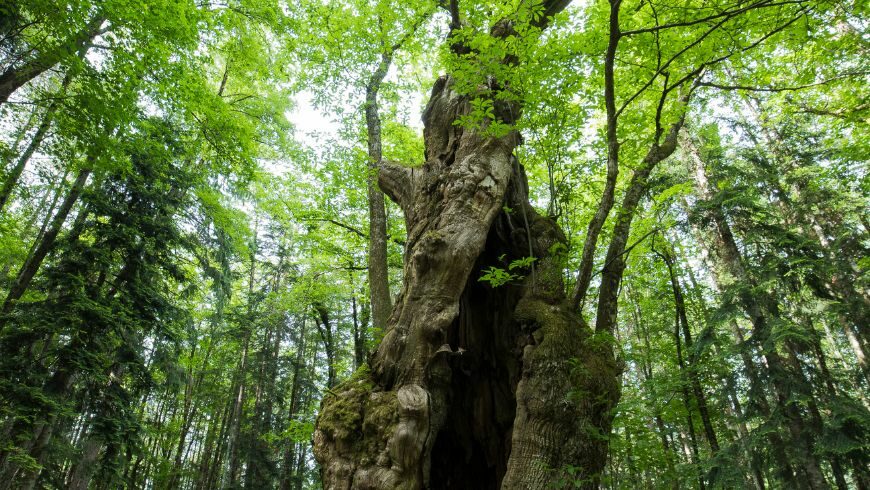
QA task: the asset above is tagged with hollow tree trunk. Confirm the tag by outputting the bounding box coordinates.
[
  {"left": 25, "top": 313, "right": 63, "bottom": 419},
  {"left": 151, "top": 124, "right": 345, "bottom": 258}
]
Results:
[{"left": 313, "top": 66, "right": 620, "bottom": 488}]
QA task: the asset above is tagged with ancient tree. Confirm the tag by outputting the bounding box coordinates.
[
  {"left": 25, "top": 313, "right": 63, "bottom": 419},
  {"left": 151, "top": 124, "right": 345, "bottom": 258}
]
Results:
[{"left": 313, "top": 1, "right": 622, "bottom": 488}]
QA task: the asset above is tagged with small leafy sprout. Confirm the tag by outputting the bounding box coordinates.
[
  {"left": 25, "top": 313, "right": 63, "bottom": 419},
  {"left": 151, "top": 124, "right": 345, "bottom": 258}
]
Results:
[
  {"left": 478, "top": 256, "right": 536, "bottom": 287},
  {"left": 509, "top": 256, "right": 536, "bottom": 270},
  {"left": 478, "top": 266, "right": 520, "bottom": 287}
]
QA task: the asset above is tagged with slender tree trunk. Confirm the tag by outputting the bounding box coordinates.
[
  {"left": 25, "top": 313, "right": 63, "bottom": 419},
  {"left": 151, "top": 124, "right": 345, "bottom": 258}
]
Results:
[
  {"left": 245, "top": 321, "right": 275, "bottom": 490},
  {"left": 279, "top": 318, "right": 308, "bottom": 490},
  {"left": 224, "top": 234, "right": 258, "bottom": 488},
  {"left": 670, "top": 284, "right": 705, "bottom": 490},
  {"left": 65, "top": 432, "right": 102, "bottom": 490},
  {"left": 206, "top": 397, "right": 232, "bottom": 490},
  {"left": 0, "top": 104, "right": 57, "bottom": 214},
  {"left": 24, "top": 167, "right": 70, "bottom": 262},
  {"left": 684, "top": 135, "right": 829, "bottom": 489},
  {"left": 351, "top": 282, "right": 367, "bottom": 370},
  {"left": 0, "top": 51, "right": 82, "bottom": 215},
  {"left": 803, "top": 321, "right": 851, "bottom": 490},
  {"left": 167, "top": 337, "right": 214, "bottom": 490},
  {"left": 293, "top": 443, "right": 308, "bottom": 490},
  {"left": 1, "top": 168, "right": 91, "bottom": 316},
  {"left": 134, "top": 395, "right": 169, "bottom": 487},
  {"left": 628, "top": 291, "right": 678, "bottom": 488},
  {"left": 199, "top": 396, "right": 233, "bottom": 490},
  {"left": 224, "top": 334, "right": 250, "bottom": 488},
  {"left": 683, "top": 263, "right": 766, "bottom": 490},
  {"left": 365, "top": 54, "right": 393, "bottom": 334},
  {"left": 570, "top": 0, "right": 621, "bottom": 310},
  {"left": 690, "top": 228, "right": 798, "bottom": 486},
  {"left": 314, "top": 303, "right": 336, "bottom": 389},
  {"left": 593, "top": 116, "right": 684, "bottom": 338},
  {"left": 658, "top": 248, "right": 720, "bottom": 454},
  {"left": 725, "top": 377, "right": 767, "bottom": 490},
  {"left": 0, "top": 366, "right": 77, "bottom": 489}
]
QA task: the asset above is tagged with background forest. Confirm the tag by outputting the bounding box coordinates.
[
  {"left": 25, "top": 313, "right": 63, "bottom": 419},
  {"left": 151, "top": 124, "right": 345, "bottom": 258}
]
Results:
[{"left": 0, "top": 0, "right": 867, "bottom": 488}]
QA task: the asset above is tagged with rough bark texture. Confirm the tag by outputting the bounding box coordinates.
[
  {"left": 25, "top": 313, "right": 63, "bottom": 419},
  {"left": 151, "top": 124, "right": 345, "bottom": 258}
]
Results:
[{"left": 313, "top": 74, "right": 621, "bottom": 489}]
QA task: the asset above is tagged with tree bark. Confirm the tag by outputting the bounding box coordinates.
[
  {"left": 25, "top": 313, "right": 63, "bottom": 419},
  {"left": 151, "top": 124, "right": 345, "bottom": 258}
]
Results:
[
  {"left": 313, "top": 4, "right": 625, "bottom": 487},
  {"left": 593, "top": 114, "right": 685, "bottom": 337},
  {"left": 315, "top": 18, "right": 621, "bottom": 488}
]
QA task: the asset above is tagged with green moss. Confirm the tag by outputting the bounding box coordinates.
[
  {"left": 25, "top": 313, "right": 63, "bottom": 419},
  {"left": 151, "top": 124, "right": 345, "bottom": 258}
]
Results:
[
  {"left": 318, "top": 374, "right": 370, "bottom": 440},
  {"left": 317, "top": 365, "right": 400, "bottom": 462},
  {"left": 515, "top": 296, "right": 619, "bottom": 421},
  {"left": 363, "top": 391, "right": 399, "bottom": 440}
]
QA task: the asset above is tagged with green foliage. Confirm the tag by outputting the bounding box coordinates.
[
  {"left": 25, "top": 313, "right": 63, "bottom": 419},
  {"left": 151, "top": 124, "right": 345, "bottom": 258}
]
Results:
[
  {"left": 0, "top": 0, "right": 868, "bottom": 489},
  {"left": 478, "top": 266, "right": 520, "bottom": 287},
  {"left": 479, "top": 255, "right": 536, "bottom": 287}
]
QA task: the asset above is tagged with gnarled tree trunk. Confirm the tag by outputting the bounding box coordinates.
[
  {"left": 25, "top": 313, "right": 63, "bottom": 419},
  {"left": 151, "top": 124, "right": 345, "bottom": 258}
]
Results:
[{"left": 313, "top": 68, "right": 621, "bottom": 488}]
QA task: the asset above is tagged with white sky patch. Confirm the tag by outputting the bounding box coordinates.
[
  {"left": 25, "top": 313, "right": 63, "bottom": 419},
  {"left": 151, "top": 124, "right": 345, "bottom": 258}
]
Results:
[{"left": 288, "top": 90, "right": 342, "bottom": 146}]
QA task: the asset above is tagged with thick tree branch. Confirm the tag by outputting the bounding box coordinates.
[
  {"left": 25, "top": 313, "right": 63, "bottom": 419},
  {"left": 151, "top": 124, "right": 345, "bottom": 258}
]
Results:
[{"left": 377, "top": 160, "right": 414, "bottom": 211}]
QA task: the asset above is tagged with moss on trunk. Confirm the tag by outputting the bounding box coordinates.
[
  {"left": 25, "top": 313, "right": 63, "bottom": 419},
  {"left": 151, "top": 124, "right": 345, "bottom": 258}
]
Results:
[{"left": 314, "top": 72, "right": 621, "bottom": 489}]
